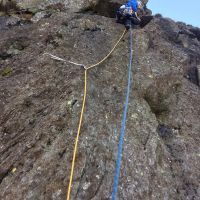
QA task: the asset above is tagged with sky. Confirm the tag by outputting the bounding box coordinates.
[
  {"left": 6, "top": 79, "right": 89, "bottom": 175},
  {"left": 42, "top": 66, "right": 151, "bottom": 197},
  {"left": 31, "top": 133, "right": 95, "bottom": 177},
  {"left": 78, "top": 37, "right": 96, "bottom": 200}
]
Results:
[{"left": 147, "top": 0, "right": 200, "bottom": 27}]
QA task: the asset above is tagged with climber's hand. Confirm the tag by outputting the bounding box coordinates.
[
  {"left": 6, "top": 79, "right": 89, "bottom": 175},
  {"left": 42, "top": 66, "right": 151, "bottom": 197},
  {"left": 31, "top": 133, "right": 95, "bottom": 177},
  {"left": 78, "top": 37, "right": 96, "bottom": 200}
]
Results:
[{"left": 135, "top": 12, "right": 141, "bottom": 22}]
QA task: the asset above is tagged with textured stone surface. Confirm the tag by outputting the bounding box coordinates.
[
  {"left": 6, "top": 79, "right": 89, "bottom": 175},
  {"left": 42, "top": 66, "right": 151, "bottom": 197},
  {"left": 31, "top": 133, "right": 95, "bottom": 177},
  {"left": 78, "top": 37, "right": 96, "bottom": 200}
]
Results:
[
  {"left": 0, "top": 2, "right": 200, "bottom": 200},
  {"left": 16, "top": 0, "right": 93, "bottom": 12},
  {"left": 197, "top": 65, "right": 200, "bottom": 85},
  {"left": 1, "top": 0, "right": 150, "bottom": 16}
]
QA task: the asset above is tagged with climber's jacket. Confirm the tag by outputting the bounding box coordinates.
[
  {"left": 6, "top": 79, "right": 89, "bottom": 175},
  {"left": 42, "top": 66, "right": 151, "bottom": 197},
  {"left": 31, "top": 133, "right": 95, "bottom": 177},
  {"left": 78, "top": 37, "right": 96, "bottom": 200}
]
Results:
[
  {"left": 125, "top": 0, "right": 139, "bottom": 13},
  {"left": 118, "top": 0, "right": 141, "bottom": 21},
  {"left": 116, "top": 0, "right": 142, "bottom": 29}
]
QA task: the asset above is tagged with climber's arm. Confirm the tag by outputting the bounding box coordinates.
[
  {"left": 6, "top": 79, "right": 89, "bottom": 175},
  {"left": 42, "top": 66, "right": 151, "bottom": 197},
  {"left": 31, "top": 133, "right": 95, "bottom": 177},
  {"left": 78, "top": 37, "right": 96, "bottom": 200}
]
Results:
[
  {"left": 131, "top": 2, "right": 138, "bottom": 12},
  {"left": 135, "top": 12, "right": 141, "bottom": 21}
]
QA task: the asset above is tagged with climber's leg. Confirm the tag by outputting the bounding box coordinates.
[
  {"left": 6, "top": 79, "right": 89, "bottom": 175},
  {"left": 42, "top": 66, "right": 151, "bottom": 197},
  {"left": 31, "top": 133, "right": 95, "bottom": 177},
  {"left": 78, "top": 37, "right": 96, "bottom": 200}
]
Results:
[
  {"left": 116, "top": 10, "right": 122, "bottom": 23},
  {"left": 125, "top": 18, "right": 132, "bottom": 30}
]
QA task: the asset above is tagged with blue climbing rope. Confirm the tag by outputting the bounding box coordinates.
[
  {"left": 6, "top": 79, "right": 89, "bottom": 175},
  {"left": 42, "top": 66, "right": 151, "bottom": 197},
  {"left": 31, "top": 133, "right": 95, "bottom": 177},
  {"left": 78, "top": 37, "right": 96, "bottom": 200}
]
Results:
[{"left": 111, "top": 26, "right": 133, "bottom": 200}]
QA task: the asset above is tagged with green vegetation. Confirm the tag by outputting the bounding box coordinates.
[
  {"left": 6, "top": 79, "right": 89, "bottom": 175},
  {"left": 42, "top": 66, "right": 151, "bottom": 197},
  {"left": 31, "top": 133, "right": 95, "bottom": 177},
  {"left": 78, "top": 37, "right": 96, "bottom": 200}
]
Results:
[{"left": 1, "top": 67, "right": 12, "bottom": 77}]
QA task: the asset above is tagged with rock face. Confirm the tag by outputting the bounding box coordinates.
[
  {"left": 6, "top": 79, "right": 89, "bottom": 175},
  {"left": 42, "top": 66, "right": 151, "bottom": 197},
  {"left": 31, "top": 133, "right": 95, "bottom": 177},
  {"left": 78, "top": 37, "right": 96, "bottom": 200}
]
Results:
[
  {"left": 16, "top": 0, "right": 93, "bottom": 12},
  {"left": 1, "top": 0, "right": 149, "bottom": 17},
  {"left": 0, "top": 1, "right": 200, "bottom": 200}
]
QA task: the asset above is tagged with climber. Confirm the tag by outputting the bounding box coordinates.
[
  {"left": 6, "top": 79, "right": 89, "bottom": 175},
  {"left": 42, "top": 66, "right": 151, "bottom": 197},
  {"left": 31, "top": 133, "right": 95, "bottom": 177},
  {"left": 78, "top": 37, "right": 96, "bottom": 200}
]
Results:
[{"left": 116, "top": 0, "right": 143, "bottom": 29}]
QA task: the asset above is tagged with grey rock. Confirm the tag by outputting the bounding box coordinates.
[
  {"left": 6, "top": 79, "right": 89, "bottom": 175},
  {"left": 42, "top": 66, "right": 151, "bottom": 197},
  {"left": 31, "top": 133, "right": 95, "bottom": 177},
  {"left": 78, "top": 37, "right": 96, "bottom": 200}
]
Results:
[
  {"left": 0, "top": 3, "right": 200, "bottom": 200},
  {"left": 31, "top": 11, "right": 50, "bottom": 23},
  {"left": 5, "top": 15, "right": 20, "bottom": 26},
  {"left": 197, "top": 65, "right": 200, "bottom": 85}
]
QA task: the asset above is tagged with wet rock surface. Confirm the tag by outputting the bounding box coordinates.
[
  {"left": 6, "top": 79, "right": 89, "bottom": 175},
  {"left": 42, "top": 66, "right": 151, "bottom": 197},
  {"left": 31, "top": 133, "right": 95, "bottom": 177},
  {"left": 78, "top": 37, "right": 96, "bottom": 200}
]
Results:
[{"left": 0, "top": 1, "right": 200, "bottom": 200}]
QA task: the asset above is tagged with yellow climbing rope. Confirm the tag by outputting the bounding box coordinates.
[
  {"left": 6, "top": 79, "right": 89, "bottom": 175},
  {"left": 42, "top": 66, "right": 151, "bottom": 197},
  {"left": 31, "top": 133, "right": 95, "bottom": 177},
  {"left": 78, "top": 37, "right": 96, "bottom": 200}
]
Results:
[
  {"left": 66, "top": 29, "right": 127, "bottom": 200},
  {"left": 66, "top": 70, "right": 87, "bottom": 200},
  {"left": 86, "top": 29, "right": 127, "bottom": 70}
]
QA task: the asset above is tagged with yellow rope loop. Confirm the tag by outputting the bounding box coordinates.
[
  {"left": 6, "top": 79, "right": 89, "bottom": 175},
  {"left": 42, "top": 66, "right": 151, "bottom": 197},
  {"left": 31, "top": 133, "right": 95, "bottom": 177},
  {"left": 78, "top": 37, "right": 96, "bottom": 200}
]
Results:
[
  {"left": 66, "top": 29, "right": 127, "bottom": 200},
  {"left": 86, "top": 29, "right": 127, "bottom": 70}
]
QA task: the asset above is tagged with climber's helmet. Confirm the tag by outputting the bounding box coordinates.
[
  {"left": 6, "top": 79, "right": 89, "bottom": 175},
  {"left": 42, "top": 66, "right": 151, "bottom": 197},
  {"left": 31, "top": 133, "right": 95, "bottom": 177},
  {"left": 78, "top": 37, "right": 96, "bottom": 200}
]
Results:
[{"left": 137, "top": 1, "right": 143, "bottom": 9}]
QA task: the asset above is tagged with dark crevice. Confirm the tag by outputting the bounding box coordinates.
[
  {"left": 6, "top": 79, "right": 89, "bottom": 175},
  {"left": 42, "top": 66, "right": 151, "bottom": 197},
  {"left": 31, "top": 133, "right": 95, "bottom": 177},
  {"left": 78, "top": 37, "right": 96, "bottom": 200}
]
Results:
[
  {"left": 0, "top": 0, "right": 18, "bottom": 13},
  {"left": 93, "top": 1, "right": 120, "bottom": 18},
  {"left": 184, "top": 66, "right": 199, "bottom": 86},
  {"left": 140, "top": 15, "right": 154, "bottom": 28},
  {"left": 144, "top": 93, "right": 170, "bottom": 118},
  {"left": 46, "top": 138, "right": 52, "bottom": 146},
  {"left": 142, "top": 133, "right": 150, "bottom": 150},
  {"left": 0, "top": 167, "right": 12, "bottom": 184},
  {"left": 0, "top": 52, "right": 12, "bottom": 60},
  {"left": 58, "top": 148, "right": 66, "bottom": 159},
  {"left": 189, "top": 28, "right": 200, "bottom": 41},
  {"left": 80, "top": 0, "right": 121, "bottom": 18},
  {"left": 157, "top": 124, "right": 173, "bottom": 140},
  {"left": 182, "top": 54, "right": 200, "bottom": 87}
]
